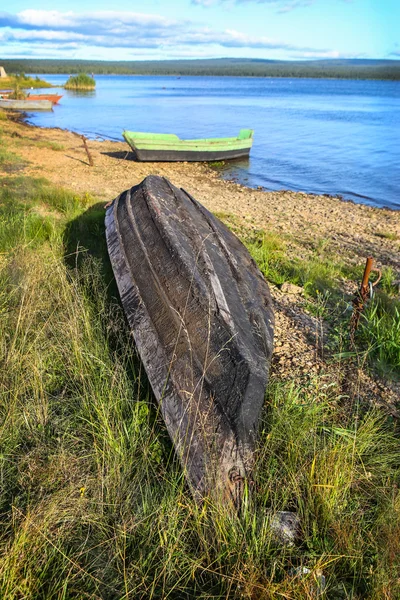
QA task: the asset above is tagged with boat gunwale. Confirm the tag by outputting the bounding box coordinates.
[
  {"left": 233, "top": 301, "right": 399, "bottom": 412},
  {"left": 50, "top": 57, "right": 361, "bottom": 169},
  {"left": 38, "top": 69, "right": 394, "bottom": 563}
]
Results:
[
  {"left": 123, "top": 129, "right": 253, "bottom": 150},
  {"left": 123, "top": 135, "right": 253, "bottom": 153},
  {"left": 127, "top": 141, "right": 252, "bottom": 150}
]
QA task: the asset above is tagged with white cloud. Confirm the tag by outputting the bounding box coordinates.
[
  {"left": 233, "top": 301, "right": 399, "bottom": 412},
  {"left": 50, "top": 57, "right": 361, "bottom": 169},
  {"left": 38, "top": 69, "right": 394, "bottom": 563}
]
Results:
[
  {"left": 193, "top": 0, "right": 350, "bottom": 11},
  {"left": 0, "top": 9, "right": 332, "bottom": 58},
  {"left": 277, "top": 1, "right": 314, "bottom": 14},
  {"left": 389, "top": 44, "right": 400, "bottom": 57},
  {"left": 192, "top": 0, "right": 313, "bottom": 9},
  {"left": 0, "top": 10, "right": 178, "bottom": 35}
]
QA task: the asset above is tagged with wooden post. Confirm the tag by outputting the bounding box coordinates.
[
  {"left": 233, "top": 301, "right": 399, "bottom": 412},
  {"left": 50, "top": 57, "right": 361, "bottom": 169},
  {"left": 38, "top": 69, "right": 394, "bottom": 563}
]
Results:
[
  {"left": 81, "top": 135, "right": 94, "bottom": 166},
  {"left": 360, "top": 257, "right": 374, "bottom": 297},
  {"left": 350, "top": 256, "right": 374, "bottom": 344}
]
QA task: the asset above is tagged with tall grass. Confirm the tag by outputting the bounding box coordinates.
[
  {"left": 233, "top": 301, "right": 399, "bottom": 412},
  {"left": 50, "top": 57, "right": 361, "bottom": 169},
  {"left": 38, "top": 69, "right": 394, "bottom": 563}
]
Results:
[
  {"left": 0, "top": 136, "right": 399, "bottom": 597},
  {"left": 65, "top": 73, "right": 96, "bottom": 90},
  {"left": 358, "top": 297, "right": 400, "bottom": 377},
  {"left": 0, "top": 249, "right": 398, "bottom": 598},
  {"left": 0, "top": 74, "right": 52, "bottom": 89},
  {"left": 243, "top": 230, "right": 358, "bottom": 295},
  {"left": 239, "top": 228, "right": 400, "bottom": 377}
]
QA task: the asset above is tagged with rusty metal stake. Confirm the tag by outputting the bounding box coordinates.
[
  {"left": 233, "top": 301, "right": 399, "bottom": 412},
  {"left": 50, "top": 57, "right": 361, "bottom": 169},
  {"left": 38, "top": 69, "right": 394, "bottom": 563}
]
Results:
[
  {"left": 81, "top": 135, "right": 94, "bottom": 166},
  {"left": 349, "top": 257, "right": 381, "bottom": 346}
]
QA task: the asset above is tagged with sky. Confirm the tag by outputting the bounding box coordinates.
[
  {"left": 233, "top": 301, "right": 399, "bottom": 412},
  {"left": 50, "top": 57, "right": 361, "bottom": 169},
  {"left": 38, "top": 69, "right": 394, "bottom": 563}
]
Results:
[{"left": 0, "top": 0, "right": 399, "bottom": 62}]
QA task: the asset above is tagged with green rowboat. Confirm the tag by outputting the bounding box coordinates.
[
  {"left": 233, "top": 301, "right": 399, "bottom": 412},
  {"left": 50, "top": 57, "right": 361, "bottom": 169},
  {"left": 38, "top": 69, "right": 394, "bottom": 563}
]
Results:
[{"left": 122, "top": 129, "right": 253, "bottom": 162}]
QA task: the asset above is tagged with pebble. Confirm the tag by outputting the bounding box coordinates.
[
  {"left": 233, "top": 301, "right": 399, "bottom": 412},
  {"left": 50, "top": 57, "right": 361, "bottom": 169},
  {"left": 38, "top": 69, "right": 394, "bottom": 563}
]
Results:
[{"left": 270, "top": 511, "right": 300, "bottom": 546}]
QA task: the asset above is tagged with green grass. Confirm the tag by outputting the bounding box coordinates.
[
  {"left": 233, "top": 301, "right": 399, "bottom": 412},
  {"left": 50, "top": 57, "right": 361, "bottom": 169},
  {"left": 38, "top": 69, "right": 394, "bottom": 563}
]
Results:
[
  {"left": 2, "top": 74, "right": 52, "bottom": 89},
  {"left": 28, "top": 140, "right": 65, "bottom": 152},
  {"left": 380, "top": 266, "right": 400, "bottom": 295},
  {"left": 0, "top": 256, "right": 398, "bottom": 597},
  {"left": 231, "top": 226, "right": 400, "bottom": 378},
  {"left": 240, "top": 228, "right": 359, "bottom": 295},
  {"left": 0, "top": 144, "right": 27, "bottom": 173},
  {"left": 13, "top": 137, "right": 65, "bottom": 152},
  {"left": 64, "top": 73, "right": 96, "bottom": 90},
  {"left": 0, "top": 133, "right": 399, "bottom": 598},
  {"left": 0, "top": 146, "right": 21, "bottom": 167},
  {"left": 375, "top": 230, "right": 399, "bottom": 241},
  {"left": 0, "top": 177, "right": 93, "bottom": 252},
  {"left": 358, "top": 296, "right": 400, "bottom": 378}
]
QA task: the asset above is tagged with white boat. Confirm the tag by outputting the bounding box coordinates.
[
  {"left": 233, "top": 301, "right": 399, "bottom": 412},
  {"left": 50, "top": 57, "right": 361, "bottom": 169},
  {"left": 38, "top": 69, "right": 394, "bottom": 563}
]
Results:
[{"left": 0, "top": 98, "right": 53, "bottom": 111}]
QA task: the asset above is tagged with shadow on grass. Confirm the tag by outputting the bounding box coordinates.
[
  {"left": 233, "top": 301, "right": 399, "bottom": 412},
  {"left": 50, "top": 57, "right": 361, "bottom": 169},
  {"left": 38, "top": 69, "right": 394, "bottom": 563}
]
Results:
[
  {"left": 64, "top": 202, "right": 115, "bottom": 288},
  {"left": 63, "top": 202, "right": 175, "bottom": 458}
]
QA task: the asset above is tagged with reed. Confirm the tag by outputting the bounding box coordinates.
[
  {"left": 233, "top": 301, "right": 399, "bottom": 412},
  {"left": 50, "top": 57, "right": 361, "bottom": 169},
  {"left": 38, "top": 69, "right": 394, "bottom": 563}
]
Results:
[
  {"left": 64, "top": 73, "right": 96, "bottom": 90},
  {"left": 0, "top": 74, "right": 52, "bottom": 89}
]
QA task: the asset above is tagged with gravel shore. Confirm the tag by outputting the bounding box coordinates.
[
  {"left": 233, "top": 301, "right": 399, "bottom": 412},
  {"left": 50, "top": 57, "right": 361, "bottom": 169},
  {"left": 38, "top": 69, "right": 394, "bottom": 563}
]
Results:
[{"left": 7, "top": 117, "right": 399, "bottom": 268}]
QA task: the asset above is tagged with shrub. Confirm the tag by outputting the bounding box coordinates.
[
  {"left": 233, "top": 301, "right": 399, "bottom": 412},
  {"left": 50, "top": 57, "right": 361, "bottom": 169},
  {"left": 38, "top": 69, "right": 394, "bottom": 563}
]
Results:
[{"left": 64, "top": 73, "right": 96, "bottom": 90}]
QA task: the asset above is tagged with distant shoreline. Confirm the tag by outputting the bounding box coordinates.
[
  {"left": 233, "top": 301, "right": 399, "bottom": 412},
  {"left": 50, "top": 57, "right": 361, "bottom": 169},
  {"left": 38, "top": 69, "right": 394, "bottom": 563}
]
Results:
[
  {"left": 2, "top": 57, "right": 400, "bottom": 81},
  {"left": 31, "top": 73, "right": 400, "bottom": 82}
]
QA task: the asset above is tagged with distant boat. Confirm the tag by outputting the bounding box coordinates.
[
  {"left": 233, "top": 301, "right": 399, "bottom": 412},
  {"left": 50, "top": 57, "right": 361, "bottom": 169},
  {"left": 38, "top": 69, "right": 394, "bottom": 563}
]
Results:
[
  {"left": 105, "top": 176, "right": 274, "bottom": 505},
  {"left": 0, "top": 93, "right": 62, "bottom": 104},
  {"left": 27, "top": 94, "right": 63, "bottom": 104},
  {"left": 0, "top": 98, "right": 53, "bottom": 111},
  {"left": 122, "top": 129, "right": 254, "bottom": 162}
]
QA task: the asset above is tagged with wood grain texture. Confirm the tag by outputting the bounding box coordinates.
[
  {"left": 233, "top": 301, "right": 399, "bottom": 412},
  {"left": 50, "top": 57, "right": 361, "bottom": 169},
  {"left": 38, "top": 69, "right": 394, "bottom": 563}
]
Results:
[{"left": 105, "top": 176, "right": 274, "bottom": 504}]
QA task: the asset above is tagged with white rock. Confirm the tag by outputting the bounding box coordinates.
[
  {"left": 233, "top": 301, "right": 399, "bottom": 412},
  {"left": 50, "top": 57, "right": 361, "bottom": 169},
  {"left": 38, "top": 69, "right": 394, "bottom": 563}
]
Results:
[{"left": 270, "top": 511, "right": 300, "bottom": 546}]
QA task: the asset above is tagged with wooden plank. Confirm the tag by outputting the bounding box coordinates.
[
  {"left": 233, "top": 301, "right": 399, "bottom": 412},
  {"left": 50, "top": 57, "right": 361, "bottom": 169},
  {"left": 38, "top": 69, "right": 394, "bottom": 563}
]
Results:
[{"left": 105, "top": 176, "right": 274, "bottom": 505}]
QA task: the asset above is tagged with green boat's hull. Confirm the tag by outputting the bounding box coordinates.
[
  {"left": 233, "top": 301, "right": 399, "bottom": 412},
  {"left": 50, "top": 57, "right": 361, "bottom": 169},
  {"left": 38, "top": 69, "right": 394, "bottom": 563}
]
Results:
[
  {"left": 131, "top": 146, "right": 251, "bottom": 162},
  {"left": 123, "top": 129, "right": 253, "bottom": 162}
]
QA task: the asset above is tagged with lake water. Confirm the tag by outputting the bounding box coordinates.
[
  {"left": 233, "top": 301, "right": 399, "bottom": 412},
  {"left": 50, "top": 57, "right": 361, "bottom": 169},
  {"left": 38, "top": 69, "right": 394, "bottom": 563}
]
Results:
[{"left": 26, "top": 74, "right": 400, "bottom": 210}]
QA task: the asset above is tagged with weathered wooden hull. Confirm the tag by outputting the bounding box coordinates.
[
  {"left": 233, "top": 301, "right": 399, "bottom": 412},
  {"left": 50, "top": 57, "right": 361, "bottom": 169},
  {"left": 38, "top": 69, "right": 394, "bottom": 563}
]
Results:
[
  {"left": 105, "top": 176, "right": 274, "bottom": 504},
  {"left": 0, "top": 99, "right": 53, "bottom": 111}
]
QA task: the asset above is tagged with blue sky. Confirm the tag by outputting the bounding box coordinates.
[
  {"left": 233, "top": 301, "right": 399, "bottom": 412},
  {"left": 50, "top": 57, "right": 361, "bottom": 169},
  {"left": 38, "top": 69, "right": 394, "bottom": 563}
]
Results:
[{"left": 0, "top": 0, "right": 399, "bottom": 61}]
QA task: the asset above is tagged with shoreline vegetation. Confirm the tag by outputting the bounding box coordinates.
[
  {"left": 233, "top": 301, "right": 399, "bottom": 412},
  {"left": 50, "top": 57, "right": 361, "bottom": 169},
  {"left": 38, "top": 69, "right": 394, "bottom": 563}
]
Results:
[
  {"left": 0, "top": 73, "right": 52, "bottom": 90},
  {"left": 64, "top": 72, "right": 96, "bottom": 90},
  {"left": 1, "top": 57, "right": 400, "bottom": 80},
  {"left": 0, "top": 109, "right": 399, "bottom": 598}
]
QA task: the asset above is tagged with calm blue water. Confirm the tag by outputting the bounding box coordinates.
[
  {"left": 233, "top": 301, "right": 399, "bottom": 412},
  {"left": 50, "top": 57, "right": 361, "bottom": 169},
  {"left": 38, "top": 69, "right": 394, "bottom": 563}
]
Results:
[{"left": 26, "top": 74, "right": 400, "bottom": 210}]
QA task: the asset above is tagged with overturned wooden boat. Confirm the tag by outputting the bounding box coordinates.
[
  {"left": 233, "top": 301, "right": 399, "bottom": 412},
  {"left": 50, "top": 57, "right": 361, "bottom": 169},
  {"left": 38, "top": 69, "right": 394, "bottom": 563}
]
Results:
[
  {"left": 105, "top": 176, "right": 274, "bottom": 504},
  {"left": 122, "top": 129, "right": 253, "bottom": 162},
  {"left": 0, "top": 98, "right": 53, "bottom": 111}
]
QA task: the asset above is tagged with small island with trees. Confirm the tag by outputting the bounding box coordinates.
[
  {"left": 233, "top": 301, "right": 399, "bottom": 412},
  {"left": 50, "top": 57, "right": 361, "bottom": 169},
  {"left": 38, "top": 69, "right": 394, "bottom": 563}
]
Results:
[{"left": 64, "top": 73, "right": 96, "bottom": 90}]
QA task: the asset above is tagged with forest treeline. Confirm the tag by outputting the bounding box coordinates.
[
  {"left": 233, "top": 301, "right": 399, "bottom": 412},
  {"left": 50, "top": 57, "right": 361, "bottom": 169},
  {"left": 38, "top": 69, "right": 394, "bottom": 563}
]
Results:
[{"left": 1, "top": 58, "right": 400, "bottom": 80}]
